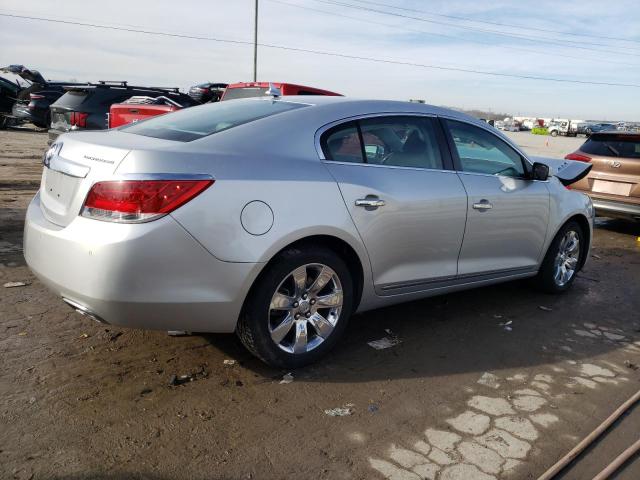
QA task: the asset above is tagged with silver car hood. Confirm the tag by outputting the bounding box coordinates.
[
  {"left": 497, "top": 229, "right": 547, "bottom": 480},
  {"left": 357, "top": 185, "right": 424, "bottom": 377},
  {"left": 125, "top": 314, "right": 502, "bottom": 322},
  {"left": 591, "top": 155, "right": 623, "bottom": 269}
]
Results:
[{"left": 530, "top": 156, "right": 592, "bottom": 186}]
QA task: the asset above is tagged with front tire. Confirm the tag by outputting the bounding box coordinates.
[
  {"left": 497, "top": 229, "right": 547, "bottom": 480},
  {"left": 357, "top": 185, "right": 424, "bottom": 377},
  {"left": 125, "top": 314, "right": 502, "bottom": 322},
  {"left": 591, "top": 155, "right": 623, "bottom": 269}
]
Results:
[
  {"left": 534, "top": 221, "right": 584, "bottom": 293},
  {"left": 237, "top": 246, "right": 353, "bottom": 368}
]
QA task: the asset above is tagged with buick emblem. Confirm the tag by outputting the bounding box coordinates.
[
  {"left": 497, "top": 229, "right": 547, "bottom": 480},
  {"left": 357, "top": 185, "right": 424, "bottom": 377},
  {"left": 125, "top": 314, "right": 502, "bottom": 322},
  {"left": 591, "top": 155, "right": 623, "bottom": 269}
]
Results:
[{"left": 608, "top": 160, "right": 621, "bottom": 168}]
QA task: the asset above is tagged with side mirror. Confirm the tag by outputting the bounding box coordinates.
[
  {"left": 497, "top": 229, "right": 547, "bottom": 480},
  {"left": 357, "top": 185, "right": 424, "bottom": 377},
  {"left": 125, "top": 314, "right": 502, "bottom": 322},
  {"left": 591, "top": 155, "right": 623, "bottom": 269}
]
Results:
[{"left": 532, "top": 162, "right": 549, "bottom": 181}]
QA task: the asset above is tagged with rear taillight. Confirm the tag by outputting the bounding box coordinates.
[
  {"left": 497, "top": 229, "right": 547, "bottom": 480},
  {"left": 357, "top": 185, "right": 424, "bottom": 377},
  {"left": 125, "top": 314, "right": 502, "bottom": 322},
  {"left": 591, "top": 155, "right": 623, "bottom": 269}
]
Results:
[
  {"left": 70, "top": 112, "right": 89, "bottom": 128},
  {"left": 29, "top": 93, "right": 45, "bottom": 100},
  {"left": 564, "top": 152, "right": 591, "bottom": 162},
  {"left": 81, "top": 179, "right": 213, "bottom": 223}
]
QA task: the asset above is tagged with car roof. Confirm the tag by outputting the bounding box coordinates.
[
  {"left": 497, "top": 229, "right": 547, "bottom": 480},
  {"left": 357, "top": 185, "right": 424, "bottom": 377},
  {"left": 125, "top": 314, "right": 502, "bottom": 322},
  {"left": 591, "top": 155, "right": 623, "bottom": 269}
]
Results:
[{"left": 270, "top": 95, "right": 482, "bottom": 123}]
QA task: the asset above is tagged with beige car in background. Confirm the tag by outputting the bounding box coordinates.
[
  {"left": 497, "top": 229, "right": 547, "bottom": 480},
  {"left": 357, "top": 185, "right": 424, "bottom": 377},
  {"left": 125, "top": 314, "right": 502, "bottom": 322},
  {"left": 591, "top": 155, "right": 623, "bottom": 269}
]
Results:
[{"left": 566, "top": 132, "right": 640, "bottom": 220}]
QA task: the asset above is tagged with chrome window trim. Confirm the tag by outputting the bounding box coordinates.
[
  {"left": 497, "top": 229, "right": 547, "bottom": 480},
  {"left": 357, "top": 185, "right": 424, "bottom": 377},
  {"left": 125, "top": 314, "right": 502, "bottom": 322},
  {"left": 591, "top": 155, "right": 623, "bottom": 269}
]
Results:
[
  {"left": 321, "top": 160, "right": 457, "bottom": 174},
  {"left": 314, "top": 112, "right": 438, "bottom": 162},
  {"left": 456, "top": 170, "right": 549, "bottom": 183}
]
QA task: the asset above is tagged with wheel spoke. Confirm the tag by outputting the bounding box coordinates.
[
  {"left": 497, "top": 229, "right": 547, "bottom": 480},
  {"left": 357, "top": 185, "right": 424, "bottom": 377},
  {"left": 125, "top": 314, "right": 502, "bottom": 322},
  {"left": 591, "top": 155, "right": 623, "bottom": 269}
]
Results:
[
  {"left": 554, "top": 266, "right": 563, "bottom": 283},
  {"left": 566, "top": 257, "right": 579, "bottom": 269},
  {"left": 270, "top": 292, "right": 295, "bottom": 310},
  {"left": 292, "top": 266, "right": 307, "bottom": 297},
  {"left": 309, "top": 266, "right": 333, "bottom": 295},
  {"left": 293, "top": 320, "right": 308, "bottom": 354},
  {"left": 308, "top": 312, "right": 334, "bottom": 338},
  {"left": 316, "top": 290, "right": 343, "bottom": 308},
  {"left": 270, "top": 313, "right": 295, "bottom": 344},
  {"left": 567, "top": 238, "right": 579, "bottom": 254}
]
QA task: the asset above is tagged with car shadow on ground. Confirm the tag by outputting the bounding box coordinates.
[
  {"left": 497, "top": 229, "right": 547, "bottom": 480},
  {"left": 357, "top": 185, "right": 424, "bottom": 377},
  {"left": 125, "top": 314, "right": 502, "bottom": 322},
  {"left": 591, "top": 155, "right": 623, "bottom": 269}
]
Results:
[
  {"left": 595, "top": 217, "right": 640, "bottom": 236},
  {"left": 201, "top": 272, "right": 640, "bottom": 383}
]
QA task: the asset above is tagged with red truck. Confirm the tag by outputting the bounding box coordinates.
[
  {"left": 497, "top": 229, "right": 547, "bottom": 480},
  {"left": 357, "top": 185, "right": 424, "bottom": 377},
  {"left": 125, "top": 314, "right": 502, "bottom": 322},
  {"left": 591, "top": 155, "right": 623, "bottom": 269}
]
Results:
[
  {"left": 221, "top": 82, "right": 341, "bottom": 101},
  {"left": 108, "top": 96, "right": 184, "bottom": 128}
]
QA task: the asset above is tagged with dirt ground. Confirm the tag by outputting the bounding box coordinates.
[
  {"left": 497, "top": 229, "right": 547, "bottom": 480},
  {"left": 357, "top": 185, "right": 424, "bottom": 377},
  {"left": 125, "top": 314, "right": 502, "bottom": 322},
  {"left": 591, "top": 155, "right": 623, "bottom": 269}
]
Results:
[{"left": 1, "top": 128, "right": 639, "bottom": 480}]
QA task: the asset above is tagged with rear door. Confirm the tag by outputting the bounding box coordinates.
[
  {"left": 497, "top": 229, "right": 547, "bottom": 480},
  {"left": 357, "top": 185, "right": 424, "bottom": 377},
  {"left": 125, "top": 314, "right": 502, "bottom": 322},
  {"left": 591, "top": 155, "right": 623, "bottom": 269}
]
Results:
[
  {"left": 321, "top": 115, "right": 468, "bottom": 294},
  {"left": 442, "top": 118, "right": 550, "bottom": 276}
]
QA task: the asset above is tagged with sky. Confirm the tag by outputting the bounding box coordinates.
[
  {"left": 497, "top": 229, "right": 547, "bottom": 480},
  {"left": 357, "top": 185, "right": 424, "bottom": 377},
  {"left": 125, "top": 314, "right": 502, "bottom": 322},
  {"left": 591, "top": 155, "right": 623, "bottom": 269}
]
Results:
[{"left": 0, "top": 0, "right": 639, "bottom": 120}]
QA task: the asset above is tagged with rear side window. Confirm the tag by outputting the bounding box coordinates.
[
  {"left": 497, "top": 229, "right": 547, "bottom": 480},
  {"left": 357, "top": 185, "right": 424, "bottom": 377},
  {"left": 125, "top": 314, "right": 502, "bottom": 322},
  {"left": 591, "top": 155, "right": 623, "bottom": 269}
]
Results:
[
  {"left": 122, "top": 99, "right": 308, "bottom": 141},
  {"left": 581, "top": 134, "right": 640, "bottom": 159},
  {"left": 321, "top": 116, "right": 445, "bottom": 169},
  {"left": 322, "top": 122, "right": 364, "bottom": 163}
]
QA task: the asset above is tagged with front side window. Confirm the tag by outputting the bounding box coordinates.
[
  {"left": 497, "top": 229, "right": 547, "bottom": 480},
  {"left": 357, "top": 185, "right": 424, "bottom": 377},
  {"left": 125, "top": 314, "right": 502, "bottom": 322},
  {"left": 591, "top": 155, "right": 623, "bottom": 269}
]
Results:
[
  {"left": 446, "top": 119, "right": 526, "bottom": 177},
  {"left": 321, "top": 116, "right": 444, "bottom": 169}
]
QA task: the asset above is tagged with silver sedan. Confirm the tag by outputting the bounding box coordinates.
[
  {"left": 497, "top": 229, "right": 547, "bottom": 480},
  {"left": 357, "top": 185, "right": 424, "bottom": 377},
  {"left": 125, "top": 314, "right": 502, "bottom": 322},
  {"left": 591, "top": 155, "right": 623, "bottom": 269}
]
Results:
[{"left": 24, "top": 96, "right": 594, "bottom": 368}]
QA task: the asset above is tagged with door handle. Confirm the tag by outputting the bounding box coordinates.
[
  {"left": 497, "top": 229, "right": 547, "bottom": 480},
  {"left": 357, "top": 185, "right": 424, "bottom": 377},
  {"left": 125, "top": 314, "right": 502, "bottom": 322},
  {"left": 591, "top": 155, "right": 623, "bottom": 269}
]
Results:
[
  {"left": 472, "top": 200, "right": 493, "bottom": 211},
  {"left": 355, "top": 197, "right": 386, "bottom": 208}
]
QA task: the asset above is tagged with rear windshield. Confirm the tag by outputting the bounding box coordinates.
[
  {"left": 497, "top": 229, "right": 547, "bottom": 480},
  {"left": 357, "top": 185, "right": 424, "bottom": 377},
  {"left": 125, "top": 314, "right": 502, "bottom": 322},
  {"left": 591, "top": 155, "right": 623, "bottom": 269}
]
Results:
[
  {"left": 222, "top": 87, "right": 270, "bottom": 101},
  {"left": 121, "top": 99, "right": 308, "bottom": 141},
  {"left": 581, "top": 134, "right": 640, "bottom": 159}
]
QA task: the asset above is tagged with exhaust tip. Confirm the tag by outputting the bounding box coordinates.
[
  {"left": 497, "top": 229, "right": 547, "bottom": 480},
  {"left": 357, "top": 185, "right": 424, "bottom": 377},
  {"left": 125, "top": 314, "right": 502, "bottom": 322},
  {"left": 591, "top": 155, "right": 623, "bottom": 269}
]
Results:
[{"left": 62, "top": 297, "right": 109, "bottom": 324}]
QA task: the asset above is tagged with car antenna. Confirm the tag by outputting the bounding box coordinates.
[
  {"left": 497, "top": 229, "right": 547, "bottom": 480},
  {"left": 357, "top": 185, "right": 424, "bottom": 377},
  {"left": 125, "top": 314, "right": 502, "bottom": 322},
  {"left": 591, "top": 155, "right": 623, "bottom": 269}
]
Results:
[{"left": 265, "top": 82, "right": 281, "bottom": 99}]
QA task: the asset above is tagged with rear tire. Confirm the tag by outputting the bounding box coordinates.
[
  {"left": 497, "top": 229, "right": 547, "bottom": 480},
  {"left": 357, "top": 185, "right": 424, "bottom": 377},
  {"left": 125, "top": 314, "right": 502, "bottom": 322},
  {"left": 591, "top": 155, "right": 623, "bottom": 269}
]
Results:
[
  {"left": 237, "top": 246, "right": 353, "bottom": 369},
  {"left": 534, "top": 221, "right": 584, "bottom": 294}
]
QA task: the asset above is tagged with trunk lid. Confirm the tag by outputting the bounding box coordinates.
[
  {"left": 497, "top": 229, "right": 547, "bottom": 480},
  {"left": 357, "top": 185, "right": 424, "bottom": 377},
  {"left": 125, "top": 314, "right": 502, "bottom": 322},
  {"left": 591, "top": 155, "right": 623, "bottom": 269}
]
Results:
[
  {"left": 40, "top": 136, "right": 130, "bottom": 227},
  {"left": 40, "top": 130, "right": 188, "bottom": 227}
]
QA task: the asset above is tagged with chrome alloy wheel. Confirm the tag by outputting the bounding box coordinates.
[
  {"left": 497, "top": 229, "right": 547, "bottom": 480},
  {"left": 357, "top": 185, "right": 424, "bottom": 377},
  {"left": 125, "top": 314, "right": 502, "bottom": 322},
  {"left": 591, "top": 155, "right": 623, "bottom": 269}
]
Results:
[
  {"left": 553, "top": 230, "right": 580, "bottom": 287},
  {"left": 268, "top": 263, "right": 344, "bottom": 354}
]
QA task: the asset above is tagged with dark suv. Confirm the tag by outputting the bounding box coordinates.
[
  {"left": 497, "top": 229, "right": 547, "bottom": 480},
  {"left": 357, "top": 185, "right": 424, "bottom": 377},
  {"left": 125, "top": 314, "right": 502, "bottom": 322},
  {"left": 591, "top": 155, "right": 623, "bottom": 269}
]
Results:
[
  {"left": 188, "top": 82, "right": 228, "bottom": 103},
  {"left": 48, "top": 81, "right": 198, "bottom": 142}
]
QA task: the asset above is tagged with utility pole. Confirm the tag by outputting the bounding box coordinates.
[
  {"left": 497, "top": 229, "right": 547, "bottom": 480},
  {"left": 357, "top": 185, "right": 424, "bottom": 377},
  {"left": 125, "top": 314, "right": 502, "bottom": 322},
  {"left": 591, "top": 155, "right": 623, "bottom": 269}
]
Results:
[{"left": 253, "top": 0, "right": 258, "bottom": 82}]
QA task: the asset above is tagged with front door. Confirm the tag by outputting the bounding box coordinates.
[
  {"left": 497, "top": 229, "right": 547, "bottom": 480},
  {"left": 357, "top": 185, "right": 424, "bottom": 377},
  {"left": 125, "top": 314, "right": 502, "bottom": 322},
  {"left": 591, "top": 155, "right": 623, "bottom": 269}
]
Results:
[
  {"left": 320, "top": 115, "right": 468, "bottom": 294},
  {"left": 442, "top": 118, "right": 550, "bottom": 276}
]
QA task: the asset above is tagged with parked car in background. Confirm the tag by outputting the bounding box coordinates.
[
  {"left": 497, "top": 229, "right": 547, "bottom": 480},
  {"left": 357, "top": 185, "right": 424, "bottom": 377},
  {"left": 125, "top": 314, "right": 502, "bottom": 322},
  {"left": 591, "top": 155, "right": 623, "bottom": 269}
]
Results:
[
  {"left": 188, "top": 82, "right": 228, "bottom": 103},
  {"left": 584, "top": 123, "right": 616, "bottom": 135},
  {"left": 566, "top": 132, "right": 640, "bottom": 220},
  {"left": 0, "top": 74, "right": 22, "bottom": 129},
  {"left": 48, "top": 81, "right": 198, "bottom": 143},
  {"left": 12, "top": 83, "right": 84, "bottom": 128},
  {"left": 108, "top": 95, "right": 189, "bottom": 128},
  {"left": 220, "top": 82, "right": 341, "bottom": 101},
  {"left": 548, "top": 120, "right": 579, "bottom": 137},
  {"left": 25, "top": 96, "right": 593, "bottom": 368},
  {"left": 0, "top": 64, "right": 61, "bottom": 128}
]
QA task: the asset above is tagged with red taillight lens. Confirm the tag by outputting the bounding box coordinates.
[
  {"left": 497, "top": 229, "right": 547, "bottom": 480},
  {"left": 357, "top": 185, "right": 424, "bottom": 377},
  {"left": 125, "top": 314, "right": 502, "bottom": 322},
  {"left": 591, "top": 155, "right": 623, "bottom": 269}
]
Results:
[
  {"left": 70, "top": 112, "right": 89, "bottom": 128},
  {"left": 564, "top": 152, "right": 591, "bottom": 162},
  {"left": 29, "top": 93, "right": 45, "bottom": 100},
  {"left": 82, "top": 179, "right": 213, "bottom": 222}
]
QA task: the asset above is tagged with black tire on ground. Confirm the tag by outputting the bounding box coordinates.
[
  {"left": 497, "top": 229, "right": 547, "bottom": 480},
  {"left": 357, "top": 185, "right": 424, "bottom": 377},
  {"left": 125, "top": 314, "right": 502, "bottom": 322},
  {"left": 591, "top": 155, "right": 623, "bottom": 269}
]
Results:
[
  {"left": 0, "top": 115, "right": 7, "bottom": 130},
  {"left": 533, "top": 220, "right": 584, "bottom": 294},
  {"left": 550, "top": 130, "right": 558, "bottom": 137},
  {"left": 237, "top": 245, "right": 354, "bottom": 369}
]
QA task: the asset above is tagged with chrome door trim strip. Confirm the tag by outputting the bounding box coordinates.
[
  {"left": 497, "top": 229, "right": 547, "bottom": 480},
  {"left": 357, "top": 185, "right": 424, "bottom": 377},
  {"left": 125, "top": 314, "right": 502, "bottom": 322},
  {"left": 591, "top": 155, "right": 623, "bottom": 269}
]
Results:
[{"left": 377, "top": 266, "right": 537, "bottom": 295}]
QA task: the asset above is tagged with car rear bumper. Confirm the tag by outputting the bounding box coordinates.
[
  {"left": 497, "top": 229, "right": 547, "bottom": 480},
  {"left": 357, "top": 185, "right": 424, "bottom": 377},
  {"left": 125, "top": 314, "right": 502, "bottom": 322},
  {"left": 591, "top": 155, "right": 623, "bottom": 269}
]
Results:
[
  {"left": 24, "top": 192, "right": 261, "bottom": 332},
  {"left": 591, "top": 198, "right": 640, "bottom": 220}
]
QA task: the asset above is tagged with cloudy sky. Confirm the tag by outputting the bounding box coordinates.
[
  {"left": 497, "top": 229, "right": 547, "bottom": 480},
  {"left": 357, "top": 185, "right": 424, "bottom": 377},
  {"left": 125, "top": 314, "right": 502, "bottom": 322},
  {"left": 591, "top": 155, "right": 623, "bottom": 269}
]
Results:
[{"left": 1, "top": 0, "right": 639, "bottom": 120}]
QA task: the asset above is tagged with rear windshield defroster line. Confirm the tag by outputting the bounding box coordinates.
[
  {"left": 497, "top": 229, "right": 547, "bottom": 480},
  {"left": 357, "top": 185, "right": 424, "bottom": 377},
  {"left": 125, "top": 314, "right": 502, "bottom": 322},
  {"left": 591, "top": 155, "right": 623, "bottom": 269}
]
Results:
[{"left": 121, "top": 99, "right": 309, "bottom": 142}]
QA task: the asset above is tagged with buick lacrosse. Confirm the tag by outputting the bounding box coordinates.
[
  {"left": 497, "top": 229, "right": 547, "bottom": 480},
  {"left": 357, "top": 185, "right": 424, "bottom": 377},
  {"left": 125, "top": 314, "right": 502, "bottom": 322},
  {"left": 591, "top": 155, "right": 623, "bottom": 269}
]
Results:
[{"left": 25, "top": 96, "right": 593, "bottom": 367}]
